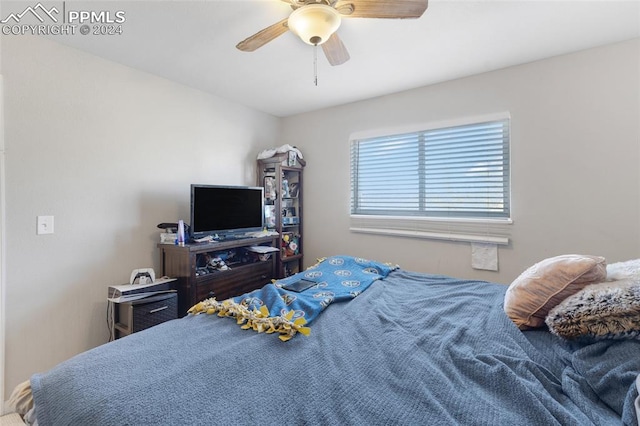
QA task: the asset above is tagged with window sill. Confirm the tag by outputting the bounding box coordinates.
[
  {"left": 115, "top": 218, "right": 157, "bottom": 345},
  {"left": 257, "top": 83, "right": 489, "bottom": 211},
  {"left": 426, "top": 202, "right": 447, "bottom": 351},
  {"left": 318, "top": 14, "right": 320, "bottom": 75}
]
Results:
[{"left": 349, "top": 215, "right": 512, "bottom": 245}]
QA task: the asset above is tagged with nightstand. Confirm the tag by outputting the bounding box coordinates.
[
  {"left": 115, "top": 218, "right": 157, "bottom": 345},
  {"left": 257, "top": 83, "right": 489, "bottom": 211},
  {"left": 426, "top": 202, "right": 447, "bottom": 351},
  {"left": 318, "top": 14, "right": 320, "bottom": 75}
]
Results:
[{"left": 113, "top": 292, "right": 178, "bottom": 339}]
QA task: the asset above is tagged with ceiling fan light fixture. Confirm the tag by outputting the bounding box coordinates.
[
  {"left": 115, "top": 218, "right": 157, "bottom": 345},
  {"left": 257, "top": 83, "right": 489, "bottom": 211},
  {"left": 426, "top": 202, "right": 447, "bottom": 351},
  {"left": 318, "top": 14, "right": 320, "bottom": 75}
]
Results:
[{"left": 288, "top": 4, "right": 341, "bottom": 46}]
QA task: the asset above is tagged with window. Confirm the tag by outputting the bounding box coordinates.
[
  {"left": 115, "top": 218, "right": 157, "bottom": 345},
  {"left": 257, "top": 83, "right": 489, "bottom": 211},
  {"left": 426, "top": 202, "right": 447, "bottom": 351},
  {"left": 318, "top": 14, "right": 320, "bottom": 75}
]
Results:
[{"left": 350, "top": 116, "right": 511, "bottom": 244}]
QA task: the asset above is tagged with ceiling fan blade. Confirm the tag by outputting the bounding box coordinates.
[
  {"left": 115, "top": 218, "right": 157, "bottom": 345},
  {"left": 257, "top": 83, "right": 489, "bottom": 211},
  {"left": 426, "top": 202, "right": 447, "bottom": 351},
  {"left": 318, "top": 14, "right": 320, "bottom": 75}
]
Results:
[
  {"left": 236, "top": 18, "right": 289, "bottom": 52},
  {"left": 336, "top": 0, "right": 428, "bottom": 19},
  {"left": 322, "top": 33, "right": 350, "bottom": 66}
]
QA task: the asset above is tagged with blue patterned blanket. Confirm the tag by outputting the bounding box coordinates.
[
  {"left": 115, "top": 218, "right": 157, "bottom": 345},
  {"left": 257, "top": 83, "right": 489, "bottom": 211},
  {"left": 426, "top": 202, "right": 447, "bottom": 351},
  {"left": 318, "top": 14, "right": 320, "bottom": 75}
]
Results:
[{"left": 189, "top": 255, "right": 397, "bottom": 340}]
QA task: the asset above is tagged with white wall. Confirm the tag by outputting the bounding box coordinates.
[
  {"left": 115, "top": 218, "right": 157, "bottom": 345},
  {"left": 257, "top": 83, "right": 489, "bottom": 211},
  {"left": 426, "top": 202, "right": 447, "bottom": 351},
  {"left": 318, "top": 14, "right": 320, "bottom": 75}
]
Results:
[
  {"left": 1, "top": 36, "right": 280, "bottom": 394},
  {"left": 283, "top": 39, "right": 640, "bottom": 284},
  {"left": 0, "top": 0, "right": 6, "bottom": 409}
]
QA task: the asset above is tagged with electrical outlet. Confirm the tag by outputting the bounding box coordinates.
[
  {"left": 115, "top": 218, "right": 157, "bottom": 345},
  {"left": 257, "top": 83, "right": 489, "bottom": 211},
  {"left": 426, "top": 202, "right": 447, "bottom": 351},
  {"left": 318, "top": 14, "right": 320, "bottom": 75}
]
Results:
[{"left": 37, "top": 216, "right": 54, "bottom": 235}]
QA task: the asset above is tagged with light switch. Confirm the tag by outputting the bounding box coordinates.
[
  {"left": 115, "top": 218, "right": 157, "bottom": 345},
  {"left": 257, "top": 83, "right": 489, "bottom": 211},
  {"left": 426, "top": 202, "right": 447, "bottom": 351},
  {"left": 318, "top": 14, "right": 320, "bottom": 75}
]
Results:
[{"left": 37, "top": 216, "right": 54, "bottom": 235}]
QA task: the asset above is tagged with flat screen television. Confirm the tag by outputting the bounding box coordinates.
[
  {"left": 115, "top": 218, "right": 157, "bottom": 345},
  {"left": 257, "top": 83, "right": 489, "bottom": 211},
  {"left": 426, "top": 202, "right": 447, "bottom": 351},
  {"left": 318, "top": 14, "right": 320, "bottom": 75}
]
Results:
[{"left": 190, "top": 184, "right": 264, "bottom": 240}]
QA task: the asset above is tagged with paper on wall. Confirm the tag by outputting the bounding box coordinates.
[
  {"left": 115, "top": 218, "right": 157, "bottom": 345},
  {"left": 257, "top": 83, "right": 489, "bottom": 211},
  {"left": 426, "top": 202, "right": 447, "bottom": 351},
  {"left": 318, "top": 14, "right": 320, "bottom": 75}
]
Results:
[{"left": 471, "top": 242, "right": 498, "bottom": 271}]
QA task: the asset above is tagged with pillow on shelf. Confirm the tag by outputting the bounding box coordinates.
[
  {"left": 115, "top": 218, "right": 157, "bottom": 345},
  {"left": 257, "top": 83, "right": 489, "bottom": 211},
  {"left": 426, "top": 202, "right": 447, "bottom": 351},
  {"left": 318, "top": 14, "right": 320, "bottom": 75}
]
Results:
[
  {"left": 545, "top": 279, "right": 640, "bottom": 340},
  {"left": 504, "top": 254, "right": 607, "bottom": 330}
]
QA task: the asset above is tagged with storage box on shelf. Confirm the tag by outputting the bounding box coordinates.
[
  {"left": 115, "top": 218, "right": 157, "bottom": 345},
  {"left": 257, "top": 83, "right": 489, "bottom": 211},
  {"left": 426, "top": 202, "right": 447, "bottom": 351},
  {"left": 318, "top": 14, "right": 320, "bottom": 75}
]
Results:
[
  {"left": 258, "top": 152, "right": 305, "bottom": 278},
  {"left": 158, "top": 235, "right": 278, "bottom": 316}
]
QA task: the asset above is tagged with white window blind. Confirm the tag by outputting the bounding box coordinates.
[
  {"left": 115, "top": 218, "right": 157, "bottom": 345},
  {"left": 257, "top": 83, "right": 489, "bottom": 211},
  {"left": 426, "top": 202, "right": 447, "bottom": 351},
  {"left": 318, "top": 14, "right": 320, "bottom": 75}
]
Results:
[{"left": 350, "top": 118, "right": 510, "bottom": 220}]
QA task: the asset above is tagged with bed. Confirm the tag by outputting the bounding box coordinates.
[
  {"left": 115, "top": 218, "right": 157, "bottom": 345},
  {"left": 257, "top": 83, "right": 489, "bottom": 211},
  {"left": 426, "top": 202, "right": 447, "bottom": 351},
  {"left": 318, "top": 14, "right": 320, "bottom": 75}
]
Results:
[{"left": 20, "top": 255, "right": 640, "bottom": 425}]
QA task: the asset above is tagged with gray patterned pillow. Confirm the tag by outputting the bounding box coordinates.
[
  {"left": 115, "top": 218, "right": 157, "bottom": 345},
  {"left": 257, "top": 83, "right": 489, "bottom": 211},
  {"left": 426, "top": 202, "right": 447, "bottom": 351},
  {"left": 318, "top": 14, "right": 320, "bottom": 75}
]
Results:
[{"left": 545, "top": 280, "right": 640, "bottom": 340}]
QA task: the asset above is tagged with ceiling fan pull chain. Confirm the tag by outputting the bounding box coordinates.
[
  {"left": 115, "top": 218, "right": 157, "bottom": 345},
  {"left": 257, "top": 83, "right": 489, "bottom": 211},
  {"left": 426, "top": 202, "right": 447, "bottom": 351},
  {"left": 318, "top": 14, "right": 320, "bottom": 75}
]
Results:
[{"left": 314, "top": 44, "right": 318, "bottom": 86}]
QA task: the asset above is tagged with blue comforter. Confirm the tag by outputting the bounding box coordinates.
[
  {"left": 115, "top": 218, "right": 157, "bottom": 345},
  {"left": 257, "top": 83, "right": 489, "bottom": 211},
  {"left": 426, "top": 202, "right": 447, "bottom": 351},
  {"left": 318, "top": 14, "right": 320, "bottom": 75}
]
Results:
[{"left": 31, "top": 269, "right": 640, "bottom": 425}]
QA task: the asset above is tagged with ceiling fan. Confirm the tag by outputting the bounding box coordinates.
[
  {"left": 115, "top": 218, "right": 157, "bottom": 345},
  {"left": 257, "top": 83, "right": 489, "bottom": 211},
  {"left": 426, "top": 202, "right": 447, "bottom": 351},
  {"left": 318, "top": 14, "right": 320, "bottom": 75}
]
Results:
[{"left": 236, "top": 0, "right": 429, "bottom": 66}]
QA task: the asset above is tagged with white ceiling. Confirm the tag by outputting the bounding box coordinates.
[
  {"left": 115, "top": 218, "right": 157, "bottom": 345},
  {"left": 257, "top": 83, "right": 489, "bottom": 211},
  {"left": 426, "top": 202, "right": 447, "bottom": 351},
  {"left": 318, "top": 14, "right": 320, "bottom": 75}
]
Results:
[{"left": 39, "top": 0, "right": 640, "bottom": 117}]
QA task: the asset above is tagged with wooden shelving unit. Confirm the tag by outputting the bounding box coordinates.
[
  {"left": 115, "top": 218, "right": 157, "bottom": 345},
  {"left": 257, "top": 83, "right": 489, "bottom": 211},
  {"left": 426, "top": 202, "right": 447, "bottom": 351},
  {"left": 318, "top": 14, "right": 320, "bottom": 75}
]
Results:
[{"left": 258, "top": 152, "right": 305, "bottom": 278}]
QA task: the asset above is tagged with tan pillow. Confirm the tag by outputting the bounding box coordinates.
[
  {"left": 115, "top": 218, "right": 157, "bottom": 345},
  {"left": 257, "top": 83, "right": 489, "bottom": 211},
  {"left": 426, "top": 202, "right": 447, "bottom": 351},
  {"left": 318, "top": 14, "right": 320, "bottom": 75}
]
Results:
[{"left": 504, "top": 254, "right": 606, "bottom": 329}]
